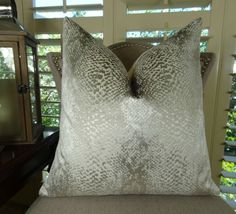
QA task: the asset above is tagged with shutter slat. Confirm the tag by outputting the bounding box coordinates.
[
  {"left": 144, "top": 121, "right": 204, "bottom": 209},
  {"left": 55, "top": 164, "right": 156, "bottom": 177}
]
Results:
[
  {"left": 224, "top": 156, "right": 236, "bottom": 163},
  {"left": 33, "top": 5, "right": 103, "bottom": 11},
  {"left": 226, "top": 125, "right": 236, "bottom": 129},
  {"left": 42, "top": 115, "right": 60, "bottom": 118},
  {"left": 224, "top": 199, "right": 236, "bottom": 209},
  {"left": 228, "top": 90, "right": 236, "bottom": 95},
  {"left": 41, "top": 101, "right": 60, "bottom": 104},
  {"left": 38, "top": 56, "right": 47, "bottom": 59},
  {"left": 126, "top": 36, "right": 210, "bottom": 44},
  {"left": 225, "top": 141, "right": 236, "bottom": 146},
  {"left": 38, "top": 39, "right": 61, "bottom": 46},
  {"left": 220, "top": 185, "right": 236, "bottom": 194},
  {"left": 226, "top": 108, "right": 236, "bottom": 112},
  {"left": 126, "top": 0, "right": 211, "bottom": 10},
  {"left": 221, "top": 170, "right": 236, "bottom": 178},
  {"left": 40, "top": 86, "right": 56, "bottom": 89}
]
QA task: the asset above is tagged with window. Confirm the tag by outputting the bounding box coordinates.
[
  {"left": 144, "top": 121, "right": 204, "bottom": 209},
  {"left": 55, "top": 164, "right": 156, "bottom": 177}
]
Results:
[
  {"left": 220, "top": 56, "right": 236, "bottom": 209},
  {"left": 36, "top": 34, "right": 61, "bottom": 128},
  {"left": 33, "top": 0, "right": 103, "bottom": 19},
  {"left": 126, "top": 0, "right": 211, "bottom": 14},
  {"left": 126, "top": 29, "right": 209, "bottom": 52},
  {"left": 36, "top": 32, "right": 103, "bottom": 128}
]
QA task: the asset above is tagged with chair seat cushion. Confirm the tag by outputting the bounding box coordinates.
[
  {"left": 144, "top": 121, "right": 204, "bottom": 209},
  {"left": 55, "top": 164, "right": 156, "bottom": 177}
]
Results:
[{"left": 26, "top": 195, "right": 233, "bottom": 214}]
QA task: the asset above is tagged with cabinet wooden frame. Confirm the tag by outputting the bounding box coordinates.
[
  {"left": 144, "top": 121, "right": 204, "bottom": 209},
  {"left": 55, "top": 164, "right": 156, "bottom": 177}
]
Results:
[{"left": 0, "top": 34, "right": 43, "bottom": 145}]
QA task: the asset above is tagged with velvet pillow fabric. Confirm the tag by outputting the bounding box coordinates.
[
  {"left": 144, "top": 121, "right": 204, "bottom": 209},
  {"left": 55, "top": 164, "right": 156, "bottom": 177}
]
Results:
[{"left": 40, "top": 18, "right": 218, "bottom": 196}]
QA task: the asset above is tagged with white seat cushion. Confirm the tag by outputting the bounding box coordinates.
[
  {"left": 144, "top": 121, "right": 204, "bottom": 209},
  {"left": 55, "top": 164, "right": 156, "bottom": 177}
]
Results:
[{"left": 27, "top": 195, "right": 233, "bottom": 214}]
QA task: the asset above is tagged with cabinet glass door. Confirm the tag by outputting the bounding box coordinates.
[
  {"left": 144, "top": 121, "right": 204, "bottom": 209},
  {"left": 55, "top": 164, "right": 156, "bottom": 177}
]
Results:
[
  {"left": 0, "top": 42, "right": 26, "bottom": 141},
  {"left": 26, "top": 46, "right": 38, "bottom": 125}
]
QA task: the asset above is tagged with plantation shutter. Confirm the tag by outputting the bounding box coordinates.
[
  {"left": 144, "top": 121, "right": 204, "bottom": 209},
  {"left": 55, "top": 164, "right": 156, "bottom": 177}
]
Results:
[
  {"left": 125, "top": 0, "right": 212, "bottom": 10},
  {"left": 124, "top": 0, "right": 211, "bottom": 52},
  {"left": 31, "top": 0, "right": 104, "bottom": 128},
  {"left": 32, "top": 0, "right": 103, "bottom": 19},
  {"left": 220, "top": 45, "right": 236, "bottom": 208},
  {"left": 36, "top": 34, "right": 61, "bottom": 128}
]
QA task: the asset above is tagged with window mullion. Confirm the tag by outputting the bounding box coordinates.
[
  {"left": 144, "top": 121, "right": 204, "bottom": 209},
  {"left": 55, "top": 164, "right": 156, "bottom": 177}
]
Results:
[{"left": 63, "top": 0, "right": 67, "bottom": 13}]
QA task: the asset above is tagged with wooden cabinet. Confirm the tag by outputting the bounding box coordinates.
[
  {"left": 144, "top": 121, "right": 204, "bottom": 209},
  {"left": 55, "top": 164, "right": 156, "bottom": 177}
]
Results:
[{"left": 0, "top": 18, "right": 43, "bottom": 144}]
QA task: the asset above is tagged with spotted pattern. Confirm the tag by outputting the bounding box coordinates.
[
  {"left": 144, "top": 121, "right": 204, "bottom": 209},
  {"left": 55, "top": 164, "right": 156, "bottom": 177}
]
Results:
[{"left": 39, "top": 18, "right": 219, "bottom": 197}]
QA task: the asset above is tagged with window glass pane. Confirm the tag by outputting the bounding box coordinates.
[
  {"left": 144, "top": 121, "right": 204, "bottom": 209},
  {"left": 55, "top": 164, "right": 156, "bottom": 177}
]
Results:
[
  {"left": 233, "top": 61, "right": 236, "bottom": 74},
  {"left": 36, "top": 34, "right": 61, "bottom": 39},
  {"left": 220, "top": 193, "right": 236, "bottom": 202},
  {"left": 38, "top": 59, "right": 51, "bottom": 72},
  {"left": 0, "top": 46, "right": 22, "bottom": 137},
  {"left": 200, "top": 41, "right": 208, "bottom": 52},
  {"left": 40, "top": 88, "right": 60, "bottom": 102},
  {"left": 26, "top": 46, "right": 38, "bottom": 124},
  {"left": 38, "top": 45, "right": 61, "bottom": 56},
  {"left": 127, "top": 30, "right": 208, "bottom": 52},
  {"left": 36, "top": 31, "right": 101, "bottom": 128},
  {"left": 91, "top": 32, "right": 103, "bottom": 39},
  {"left": 221, "top": 176, "right": 236, "bottom": 187},
  {"left": 222, "top": 160, "right": 236, "bottom": 173},
  {"left": 41, "top": 103, "right": 60, "bottom": 117},
  {"left": 127, "top": 30, "right": 174, "bottom": 38},
  {"left": 0, "top": 47, "right": 15, "bottom": 79},
  {"left": 127, "top": 29, "right": 208, "bottom": 38},
  {"left": 67, "top": 0, "right": 103, "bottom": 5},
  {"left": 36, "top": 34, "right": 61, "bottom": 128},
  {"left": 33, "top": 0, "right": 63, "bottom": 7},
  {"left": 42, "top": 116, "right": 59, "bottom": 127},
  {"left": 40, "top": 73, "right": 56, "bottom": 87},
  {"left": 201, "top": 29, "right": 209, "bottom": 36}
]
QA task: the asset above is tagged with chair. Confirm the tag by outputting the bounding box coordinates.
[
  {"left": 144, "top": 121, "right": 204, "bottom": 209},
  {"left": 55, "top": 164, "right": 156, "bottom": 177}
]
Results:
[{"left": 26, "top": 42, "right": 233, "bottom": 214}]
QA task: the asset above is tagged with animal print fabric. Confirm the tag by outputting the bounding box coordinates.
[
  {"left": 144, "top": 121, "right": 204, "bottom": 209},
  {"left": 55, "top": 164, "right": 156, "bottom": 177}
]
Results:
[{"left": 39, "top": 17, "right": 219, "bottom": 196}]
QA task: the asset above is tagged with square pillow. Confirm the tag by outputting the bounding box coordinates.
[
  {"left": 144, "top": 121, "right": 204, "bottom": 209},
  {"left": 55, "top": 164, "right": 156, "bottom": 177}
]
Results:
[{"left": 40, "top": 17, "right": 219, "bottom": 196}]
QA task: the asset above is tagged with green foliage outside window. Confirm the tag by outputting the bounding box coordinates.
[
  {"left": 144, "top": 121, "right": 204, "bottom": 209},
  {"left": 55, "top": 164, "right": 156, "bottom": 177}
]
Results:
[
  {"left": 0, "top": 51, "right": 15, "bottom": 79},
  {"left": 38, "top": 41, "right": 61, "bottom": 128},
  {"left": 200, "top": 41, "right": 207, "bottom": 52},
  {"left": 37, "top": 33, "right": 103, "bottom": 128},
  {"left": 127, "top": 30, "right": 209, "bottom": 52}
]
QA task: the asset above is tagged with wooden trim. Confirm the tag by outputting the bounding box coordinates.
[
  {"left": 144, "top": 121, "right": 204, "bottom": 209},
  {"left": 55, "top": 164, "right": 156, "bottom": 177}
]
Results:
[
  {"left": 0, "top": 131, "right": 59, "bottom": 205},
  {"left": 0, "top": 35, "right": 22, "bottom": 42},
  {"left": 18, "top": 36, "right": 33, "bottom": 143},
  {"left": 31, "top": 45, "right": 42, "bottom": 125}
]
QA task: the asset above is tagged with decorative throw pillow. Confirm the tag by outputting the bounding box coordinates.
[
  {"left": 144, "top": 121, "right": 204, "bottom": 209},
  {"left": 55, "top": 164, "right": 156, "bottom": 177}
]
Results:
[{"left": 40, "top": 17, "right": 219, "bottom": 196}]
